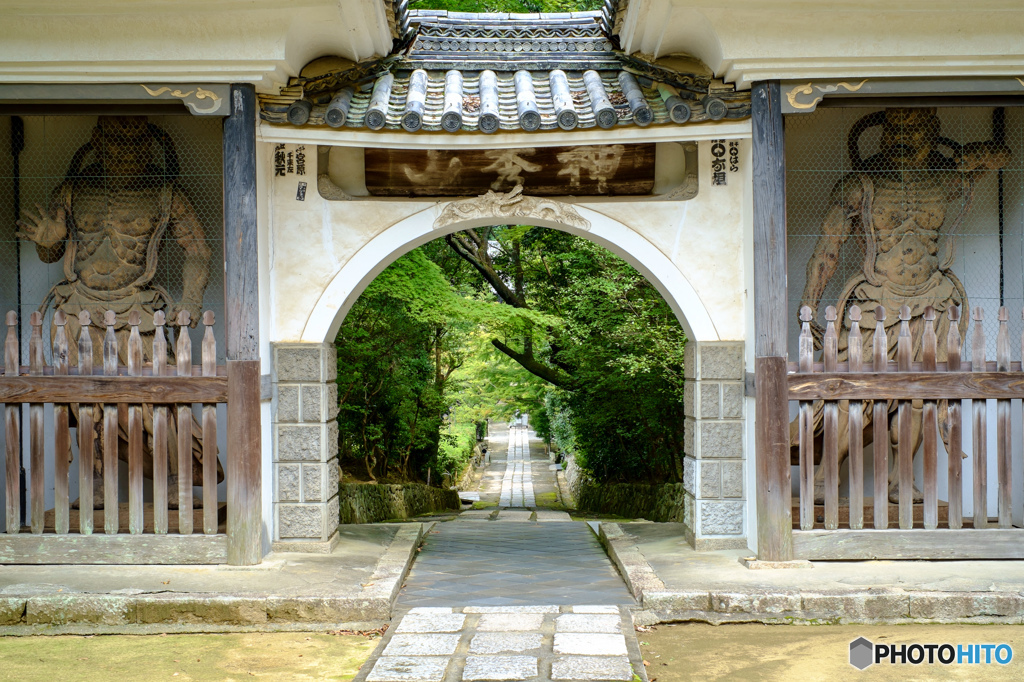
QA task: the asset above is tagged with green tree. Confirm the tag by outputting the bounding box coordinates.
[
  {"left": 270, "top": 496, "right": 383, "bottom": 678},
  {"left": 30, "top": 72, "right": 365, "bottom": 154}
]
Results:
[
  {"left": 336, "top": 226, "right": 688, "bottom": 487},
  {"left": 335, "top": 246, "right": 557, "bottom": 482},
  {"left": 445, "top": 227, "right": 687, "bottom": 483}
]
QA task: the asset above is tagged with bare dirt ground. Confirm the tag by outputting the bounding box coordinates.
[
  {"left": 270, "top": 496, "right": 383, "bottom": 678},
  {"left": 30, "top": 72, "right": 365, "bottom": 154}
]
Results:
[
  {"left": 639, "top": 622, "right": 1024, "bottom": 681},
  {"left": 0, "top": 632, "right": 378, "bottom": 682}
]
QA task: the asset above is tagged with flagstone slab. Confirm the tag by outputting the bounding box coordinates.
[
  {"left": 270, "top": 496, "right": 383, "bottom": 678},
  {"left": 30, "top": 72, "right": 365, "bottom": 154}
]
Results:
[
  {"left": 477, "top": 613, "right": 546, "bottom": 631},
  {"left": 366, "top": 656, "right": 450, "bottom": 681},
  {"left": 551, "top": 656, "right": 633, "bottom": 681},
  {"left": 555, "top": 613, "right": 623, "bottom": 633},
  {"left": 382, "top": 633, "right": 461, "bottom": 656},
  {"left": 463, "top": 605, "right": 560, "bottom": 614},
  {"left": 553, "top": 633, "right": 629, "bottom": 656},
  {"left": 463, "top": 655, "right": 539, "bottom": 681},
  {"left": 571, "top": 605, "right": 620, "bottom": 614},
  {"left": 394, "top": 612, "right": 466, "bottom": 633},
  {"left": 469, "top": 632, "right": 545, "bottom": 654}
]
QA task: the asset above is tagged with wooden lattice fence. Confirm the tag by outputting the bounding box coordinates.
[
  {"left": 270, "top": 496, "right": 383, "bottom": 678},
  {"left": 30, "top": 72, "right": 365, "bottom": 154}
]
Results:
[
  {"left": 1, "top": 309, "right": 230, "bottom": 564},
  {"left": 788, "top": 303, "right": 1024, "bottom": 559}
]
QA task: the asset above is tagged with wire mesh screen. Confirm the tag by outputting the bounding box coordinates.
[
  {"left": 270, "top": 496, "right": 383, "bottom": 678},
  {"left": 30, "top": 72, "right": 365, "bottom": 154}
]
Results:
[
  {"left": 786, "top": 106, "right": 1024, "bottom": 361},
  {"left": 0, "top": 114, "right": 225, "bottom": 364}
]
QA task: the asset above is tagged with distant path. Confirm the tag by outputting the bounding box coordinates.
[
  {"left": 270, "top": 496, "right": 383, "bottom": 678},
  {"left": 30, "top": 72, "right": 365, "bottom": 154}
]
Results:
[
  {"left": 472, "top": 420, "right": 559, "bottom": 510},
  {"left": 500, "top": 422, "right": 535, "bottom": 508}
]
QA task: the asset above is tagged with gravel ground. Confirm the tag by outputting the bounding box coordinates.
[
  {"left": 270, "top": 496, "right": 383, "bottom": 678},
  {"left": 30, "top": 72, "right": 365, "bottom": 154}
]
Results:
[
  {"left": 639, "top": 622, "right": 1024, "bottom": 681},
  {"left": 0, "top": 632, "right": 378, "bottom": 681}
]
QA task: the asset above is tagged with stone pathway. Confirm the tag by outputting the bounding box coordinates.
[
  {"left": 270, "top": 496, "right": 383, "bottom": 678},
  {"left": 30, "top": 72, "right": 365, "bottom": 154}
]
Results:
[
  {"left": 357, "top": 420, "right": 646, "bottom": 681},
  {"left": 397, "top": 522, "right": 632, "bottom": 608},
  {"left": 358, "top": 605, "right": 642, "bottom": 682},
  {"left": 499, "top": 423, "right": 535, "bottom": 508}
]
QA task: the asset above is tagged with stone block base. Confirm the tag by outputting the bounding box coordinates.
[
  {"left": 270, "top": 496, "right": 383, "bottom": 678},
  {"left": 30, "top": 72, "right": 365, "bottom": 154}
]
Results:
[
  {"left": 271, "top": 530, "right": 341, "bottom": 555},
  {"left": 272, "top": 342, "right": 341, "bottom": 542}
]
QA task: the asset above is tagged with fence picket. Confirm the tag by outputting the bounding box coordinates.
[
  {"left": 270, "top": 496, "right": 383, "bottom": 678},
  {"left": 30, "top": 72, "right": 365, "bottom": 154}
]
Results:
[
  {"left": 202, "top": 311, "right": 218, "bottom": 535},
  {"left": 896, "top": 306, "right": 913, "bottom": 530},
  {"left": 29, "top": 312, "right": 44, "bottom": 535},
  {"left": 847, "top": 306, "right": 864, "bottom": 530},
  {"left": 127, "top": 312, "right": 144, "bottom": 535},
  {"left": 872, "top": 306, "right": 889, "bottom": 529},
  {"left": 996, "top": 307, "right": 1011, "bottom": 528},
  {"left": 823, "top": 306, "right": 839, "bottom": 530},
  {"left": 176, "top": 311, "right": 193, "bottom": 535},
  {"left": 152, "top": 311, "right": 169, "bottom": 535},
  {"left": 4, "top": 312, "right": 20, "bottom": 534},
  {"left": 921, "top": 307, "right": 938, "bottom": 530},
  {"left": 971, "top": 307, "right": 988, "bottom": 529},
  {"left": 946, "top": 306, "right": 963, "bottom": 529},
  {"left": 53, "top": 311, "right": 70, "bottom": 535},
  {"left": 77, "top": 311, "right": 94, "bottom": 535},
  {"left": 798, "top": 306, "right": 815, "bottom": 531},
  {"left": 102, "top": 310, "right": 119, "bottom": 534}
]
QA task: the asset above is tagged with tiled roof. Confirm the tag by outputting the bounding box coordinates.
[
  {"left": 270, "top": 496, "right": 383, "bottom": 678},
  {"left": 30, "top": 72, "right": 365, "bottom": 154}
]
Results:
[
  {"left": 405, "top": 10, "right": 618, "bottom": 69},
  {"left": 259, "top": 10, "right": 750, "bottom": 134}
]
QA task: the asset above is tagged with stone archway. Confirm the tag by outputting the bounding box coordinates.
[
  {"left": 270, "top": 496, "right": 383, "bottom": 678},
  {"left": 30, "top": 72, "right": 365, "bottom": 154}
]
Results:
[
  {"left": 271, "top": 193, "right": 746, "bottom": 553},
  {"left": 301, "top": 193, "right": 719, "bottom": 345}
]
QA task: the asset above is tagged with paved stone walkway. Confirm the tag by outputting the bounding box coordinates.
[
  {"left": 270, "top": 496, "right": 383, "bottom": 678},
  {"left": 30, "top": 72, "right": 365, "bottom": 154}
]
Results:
[
  {"left": 357, "top": 605, "right": 642, "bottom": 682},
  {"left": 499, "top": 423, "right": 535, "bottom": 508},
  {"left": 397, "top": 522, "right": 633, "bottom": 608},
  {"left": 357, "top": 422, "right": 646, "bottom": 681}
]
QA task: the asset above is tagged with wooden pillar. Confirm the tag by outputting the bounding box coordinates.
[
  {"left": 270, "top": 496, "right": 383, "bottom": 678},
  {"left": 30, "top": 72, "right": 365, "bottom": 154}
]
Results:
[
  {"left": 223, "top": 83, "right": 262, "bottom": 566},
  {"left": 752, "top": 80, "right": 793, "bottom": 561}
]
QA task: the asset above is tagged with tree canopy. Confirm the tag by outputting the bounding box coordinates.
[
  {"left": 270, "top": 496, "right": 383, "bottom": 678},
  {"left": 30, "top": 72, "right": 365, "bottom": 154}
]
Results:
[{"left": 334, "top": 227, "right": 687, "bottom": 486}]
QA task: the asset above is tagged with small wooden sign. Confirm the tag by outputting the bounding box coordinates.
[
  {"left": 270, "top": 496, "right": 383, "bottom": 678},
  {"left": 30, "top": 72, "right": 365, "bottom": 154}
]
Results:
[{"left": 364, "top": 143, "right": 655, "bottom": 197}]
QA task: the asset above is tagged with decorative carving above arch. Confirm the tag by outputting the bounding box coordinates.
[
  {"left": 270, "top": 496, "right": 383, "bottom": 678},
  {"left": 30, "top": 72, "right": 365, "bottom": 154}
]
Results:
[{"left": 433, "top": 186, "right": 591, "bottom": 232}]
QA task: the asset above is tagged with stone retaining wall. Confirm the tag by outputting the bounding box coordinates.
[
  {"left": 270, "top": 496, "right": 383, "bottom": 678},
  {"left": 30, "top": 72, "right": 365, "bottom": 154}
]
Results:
[
  {"left": 338, "top": 483, "right": 461, "bottom": 524},
  {"left": 564, "top": 452, "right": 686, "bottom": 523}
]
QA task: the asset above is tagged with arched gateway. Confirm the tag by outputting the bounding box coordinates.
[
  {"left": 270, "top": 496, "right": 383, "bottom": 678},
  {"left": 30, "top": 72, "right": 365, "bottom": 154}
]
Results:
[
  {"left": 262, "top": 10, "right": 754, "bottom": 555},
  {"left": 303, "top": 196, "right": 718, "bottom": 345}
]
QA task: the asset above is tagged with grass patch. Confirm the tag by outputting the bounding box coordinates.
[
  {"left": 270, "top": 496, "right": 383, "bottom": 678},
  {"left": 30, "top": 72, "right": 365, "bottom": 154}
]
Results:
[
  {"left": 534, "top": 492, "right": 565, "bottom": 510},
  {"left": 470, "top": 500, "right": 498, "bottom": 509}
]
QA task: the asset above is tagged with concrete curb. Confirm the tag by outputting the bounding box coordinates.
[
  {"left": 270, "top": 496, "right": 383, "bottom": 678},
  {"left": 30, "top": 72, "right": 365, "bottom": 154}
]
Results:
[
  {"left": 0, "top": 523, "right": 424, "bottom": 635},
  {"left": 367, "top": 523, "right": 425, "bottom": 615},
  {"left": 638, "top": 589, "right": 1024, "bottom": 625},
  {"left": 600, "top": 523, "right": 1024, "bottom": 626},
  {"left": 598, "top": 523, "right": 666, "bottom": 600}
]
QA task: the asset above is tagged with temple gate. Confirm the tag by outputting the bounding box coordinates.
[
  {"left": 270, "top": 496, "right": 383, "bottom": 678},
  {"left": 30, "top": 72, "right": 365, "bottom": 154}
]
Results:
[{"left": 3, "top": 0, "right": 1024, "bottom": 566}]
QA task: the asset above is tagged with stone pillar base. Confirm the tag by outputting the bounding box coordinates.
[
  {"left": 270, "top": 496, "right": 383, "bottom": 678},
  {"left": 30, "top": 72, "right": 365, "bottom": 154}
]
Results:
[
  {"left": 271, "top": 530, "right": 342, "bottom": 555},
  {"left": 683, "top": 342, "right": 747, "bottom": 549},
  {"left": 272, "top": 343, "right": 340, "bottom": 543}
]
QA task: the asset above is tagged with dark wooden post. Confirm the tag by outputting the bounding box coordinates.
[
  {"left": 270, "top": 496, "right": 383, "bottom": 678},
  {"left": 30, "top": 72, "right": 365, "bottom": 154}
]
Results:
[
  {"left": 224, "top": 83, "right": 262, "bottom": 565},
  {"left": 752, "top": 80, "right": 793, "bottom": 561}
]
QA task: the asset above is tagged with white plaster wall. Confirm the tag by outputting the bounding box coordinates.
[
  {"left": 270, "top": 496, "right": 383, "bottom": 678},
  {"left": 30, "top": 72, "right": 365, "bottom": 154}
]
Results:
[{"left": 265, "top": 138, "right": 751, "bottom": 347}]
